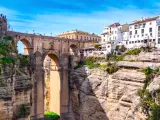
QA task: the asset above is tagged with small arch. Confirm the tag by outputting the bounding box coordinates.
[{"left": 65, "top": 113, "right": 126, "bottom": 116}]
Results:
[
  {"left": 17, "top": 38, "right": 32, "bottom": 55},
  {"left": 69, "top": 44, "right": 78, "bottom": 56}
]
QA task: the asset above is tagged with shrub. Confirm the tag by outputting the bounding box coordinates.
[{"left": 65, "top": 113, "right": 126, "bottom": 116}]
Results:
[
  {"left": 141, "top": 67, "right": 154, "bottom": 75},
  {"left": 99, "top": 64, "right": 107, "bottom": 69},
  {"left": 106, "top": 65, "right": 119, "bottom": 74},
  {"left": 150, "top": 105, "right": 160, "bottom": 120},
  {"left": 109, "top": 54, "right": 124, "bottom": 61},
  {"left": 16, "top": 104, "right": 30, "bottom": 118},
  {"left": 125, "top": 48, "right": 141, "bottom": 55},
  {"left": 18, "top": 54, "right": 29, "bottom": 66},
  {"left": 129, "top": 59, "right": 135, "bottom": 62},
  {"left": 44, "top": 112, "right": 60, "bottom": 120}
]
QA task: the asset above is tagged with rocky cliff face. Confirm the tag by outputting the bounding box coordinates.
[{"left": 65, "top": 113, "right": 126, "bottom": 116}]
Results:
[
  {"left": 70, "top": 66, "right": 148, "bottom": 120},
  {"left": 0, "top": 60, "right": 31, "bottom": 120},
  {"left": 0, "top": 64, "right": 31, "bottom": 120}
]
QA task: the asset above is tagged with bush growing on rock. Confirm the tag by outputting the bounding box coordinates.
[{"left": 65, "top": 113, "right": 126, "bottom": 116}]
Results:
[
  {"left": 138, "top": 67, "right": 160, "bottom": 120},
  {"left": 125, "top": 48, "right": 141, "bottom": 55},
  {"left": 44, "top": 112, "right": 60, "bottom": 120}
]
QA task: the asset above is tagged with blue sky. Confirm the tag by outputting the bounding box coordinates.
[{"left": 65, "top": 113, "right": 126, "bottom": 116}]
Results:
[{"left": 1, "top": 0, "right": 160, "bottom": 36}]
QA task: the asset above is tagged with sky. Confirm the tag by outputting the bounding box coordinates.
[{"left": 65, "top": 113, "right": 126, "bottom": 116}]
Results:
[{"left": 1, "top": 0, "right": 160, "bottom": 53}]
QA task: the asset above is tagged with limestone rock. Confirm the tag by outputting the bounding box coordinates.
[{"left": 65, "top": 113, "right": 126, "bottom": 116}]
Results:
[
  {"left": 70, "top": 67, "right": 146, "bottom": 120},
  {"left": 148, "top": 75, "right": 160, "bottom": 92}
]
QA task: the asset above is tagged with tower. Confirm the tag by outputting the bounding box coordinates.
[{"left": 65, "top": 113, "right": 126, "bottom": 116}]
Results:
[{"left": 0, "top": 14, "right": 7, "bottom": 36}]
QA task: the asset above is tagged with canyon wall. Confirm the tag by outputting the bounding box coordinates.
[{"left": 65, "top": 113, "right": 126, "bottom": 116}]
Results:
[
  {"left": 0, "top": 64, "right": 31, "bottom": 120},
  {"left": 69, "top": 51, "right": 160, "bottom": 120}
]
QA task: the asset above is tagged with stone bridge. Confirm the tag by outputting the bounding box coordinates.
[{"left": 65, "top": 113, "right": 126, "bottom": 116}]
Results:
[{"left": 7, "top": 31, "right": 98, "bottom": 119}]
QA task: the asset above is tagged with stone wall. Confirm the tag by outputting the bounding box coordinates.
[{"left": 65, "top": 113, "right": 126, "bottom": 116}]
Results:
[{"left": 69, "top": 66, "right": 149, "bottom": 120}]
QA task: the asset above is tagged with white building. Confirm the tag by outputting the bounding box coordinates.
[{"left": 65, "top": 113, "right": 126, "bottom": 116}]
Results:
[
  {"left": 101, "top": 23, "right": 122, "bottom": 43},
  {"left": 123, "top": 16, "right": 159, "bottom": 49},
  {"left": 100, "top": 15, "right": 160, "bottom": 54},
  {"left": 101, "top": 23, "right": 129, "bottom": 54}
]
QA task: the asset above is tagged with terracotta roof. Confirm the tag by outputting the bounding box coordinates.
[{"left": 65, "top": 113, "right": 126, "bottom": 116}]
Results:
[
  {"left": 109, "top": 22, "right": 121, "bottom": 27},
  {"left": 101, "top": 32, "right": 109, "bottom": 35},
  {"left": 130, "top": 16, "right": 159, "bottom": 25}
]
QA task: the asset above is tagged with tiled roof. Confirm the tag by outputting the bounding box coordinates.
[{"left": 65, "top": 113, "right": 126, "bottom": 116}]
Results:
[
  {"left": 109, "top": 22, "right": 121, "bottom": 27},
  {"left": 101, "top": 32, "right": 109, "bottom": 35},
  {"left": 130, "top": 16, "right": 159, "bottom": 25}
]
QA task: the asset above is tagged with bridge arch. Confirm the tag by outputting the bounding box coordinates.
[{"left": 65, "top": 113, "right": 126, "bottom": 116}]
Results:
[
  {"left": 16, "top": 38, "right": 33, "bottom": 55},
  {"left": 43, "top": 52, "right": 61, "bottom": 115},
  {"left": 69, "top": 44, "right": 78, "bottom": 56}
]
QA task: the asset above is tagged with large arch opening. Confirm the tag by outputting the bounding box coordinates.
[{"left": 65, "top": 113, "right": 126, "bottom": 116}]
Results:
[
  {"left": 69, "top": 44, "right": 78, "bottom": 56},
  {"left": 43, "top": 54, "right": 60, "bottom": 115},
  {"left": 17, "top": 39, "right": 32, "bottom": 55}
]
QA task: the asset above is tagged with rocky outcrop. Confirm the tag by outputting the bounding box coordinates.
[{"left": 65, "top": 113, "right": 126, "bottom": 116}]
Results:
[
  {"left": 124, "top": 51, "right": 160, "bottom": 62},
  {"left": 70, "top": 67, "right": 147, "bottom": 120},
  {"left": 0, "top": 64, "right": 31, "bottom": 119},
  {"left": 116, "top": 61, "right": 160, "bottom": 69}
]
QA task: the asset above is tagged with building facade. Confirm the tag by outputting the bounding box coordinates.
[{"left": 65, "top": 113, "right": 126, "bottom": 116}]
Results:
[
  {"left": 101, "top": 23, "right": 122, "bottom": 44},
  {"left": 125, "top": 16, "right": 158, "bottom": 49},
  {"left": 56, "top": 30, "right": 101, "bottom": 48},
  {"left": 100, "top": 15, "right": 160, "bottom": 55},
  {"left": 56, "top": 30, "right": 101, "bottom": 42},
  {"left": 101, "top": 23, "right": 129, "bottom": 54}
]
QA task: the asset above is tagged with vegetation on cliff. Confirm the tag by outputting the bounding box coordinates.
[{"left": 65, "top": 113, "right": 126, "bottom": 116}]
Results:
[
  {"left": 44, "top": 112, "right": 60, "bottom": 120},
  {"left": 75, "top": 57, "right": 119, "bottom": 74},
  {"left": 0, "top": 36, "right": 16, "bottom": 64},
  {"left": 138, "top": 67, "right": 160, "bottom": 120}
]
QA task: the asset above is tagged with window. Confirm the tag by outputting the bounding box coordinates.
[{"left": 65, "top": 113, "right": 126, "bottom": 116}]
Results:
[
  {"left": 149, "top": 39, "right": 152, "bottom": 42},
  {"left": 158, "top": 38, "right": 160, "bottom": 44},
  {"left": 134, "top": 35, "right": 136, "bottom": 38},
  {"left": 142, "top": 34, "right": 144, "bottom": 37},
  {"left": 103, "top": 39, "right": 105, "bottom": 42},
  {"left": 108, "top": 46, "right": 110, "bottom": 48},
  {"left": 132, "top": 41, "right": 134, "bottom": 43},
  {"left": 126, "top": 41, "right": 128, "bottom": 44},
  {"left": 143, "top": 23, "right": 146, "bottom": 28},
  {"left": 141, "top": 40, "right": 144, "bottom": 43},
  {"left": 150, "top": 33, "right": 152, "bottom": 37},
  {"left": 130, "top": 26, "right": 132, "bottom": 29},
  {"left": 135, "top": 41, "right": 137, "bottom": 43},
  {"left": 130, "top": 31, "right": 132, "bottom": 35},
  {"left": 137, "top": 35, "right": 139, "bottom": 37},
  {"left": 84, "top": 37, "right": 86, "bottom": 40},
  {"left": 139, "top": 24, "right": 142, "bottom": 28},
  {"left": 76, "top": 35, "right": 78, "bottom": 39},
  {"left": 130, "top": 36, "right": 132, "bottom": 38},
  {"left": 115, "top": 31, "right": 117, "bottom": 34},
  {"left": 149, "top": 28, "right": 152, "bottom": 32},
  {"left": 129, "top": 41, "right": 131, "bottom": 44},
  {"left": 138, "top": 40, "right": 140, "bottom": 43},
  {"left": 87, "top": 37, "right": 88, "bottom": 40},
  {"left": 153, "top": 39, "right": 155, "bottom": 42},
  {"left": 135, "top": 25, "right": 138, "bottom": 29},
  {"left": 150, "top": 22, "right": 152, "bottom": 25},
  {"left": 135, "top": 30, "right": 137, "bottom": 34},
  {"left": 158, "top": 26, "right": 160, "bottom": 31},
  {"left": 141, "top": 29, "right": 144, "bottom": 33}
]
